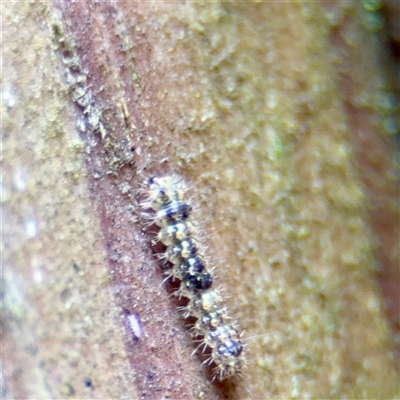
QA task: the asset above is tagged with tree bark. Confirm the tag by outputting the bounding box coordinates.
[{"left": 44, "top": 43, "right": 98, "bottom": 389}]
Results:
[{"left": 2, "top": 1, "right": 399, "bottom": 399}]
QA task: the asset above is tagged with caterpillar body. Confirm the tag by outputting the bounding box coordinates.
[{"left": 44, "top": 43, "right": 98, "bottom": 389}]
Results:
[{"left": 140, "top": 175, "right": 244, "bottom": 380}]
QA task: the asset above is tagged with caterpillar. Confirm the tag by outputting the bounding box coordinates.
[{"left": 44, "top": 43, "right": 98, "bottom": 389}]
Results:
[{"left": 140, "top": 175, "right": 244, "bottom": 380}]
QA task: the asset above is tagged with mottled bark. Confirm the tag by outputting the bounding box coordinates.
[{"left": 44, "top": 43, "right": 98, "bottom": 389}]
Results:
[{"left": 2, "top": 1, "right": 399, "bottom": 400}]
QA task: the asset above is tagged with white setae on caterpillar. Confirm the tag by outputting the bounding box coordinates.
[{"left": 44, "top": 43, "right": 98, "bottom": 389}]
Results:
[{"left": 140, "top": 175, "right": 244, "bottom": 380}]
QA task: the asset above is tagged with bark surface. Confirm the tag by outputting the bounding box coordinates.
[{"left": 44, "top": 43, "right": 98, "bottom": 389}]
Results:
[{"left": 2, "top": 1, "right": 399, "bottom": 399}]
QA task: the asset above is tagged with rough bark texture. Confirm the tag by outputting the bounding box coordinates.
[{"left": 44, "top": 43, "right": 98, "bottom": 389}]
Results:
[{"left": 2, "top": 1, "right": 399, "bottom": 399}]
